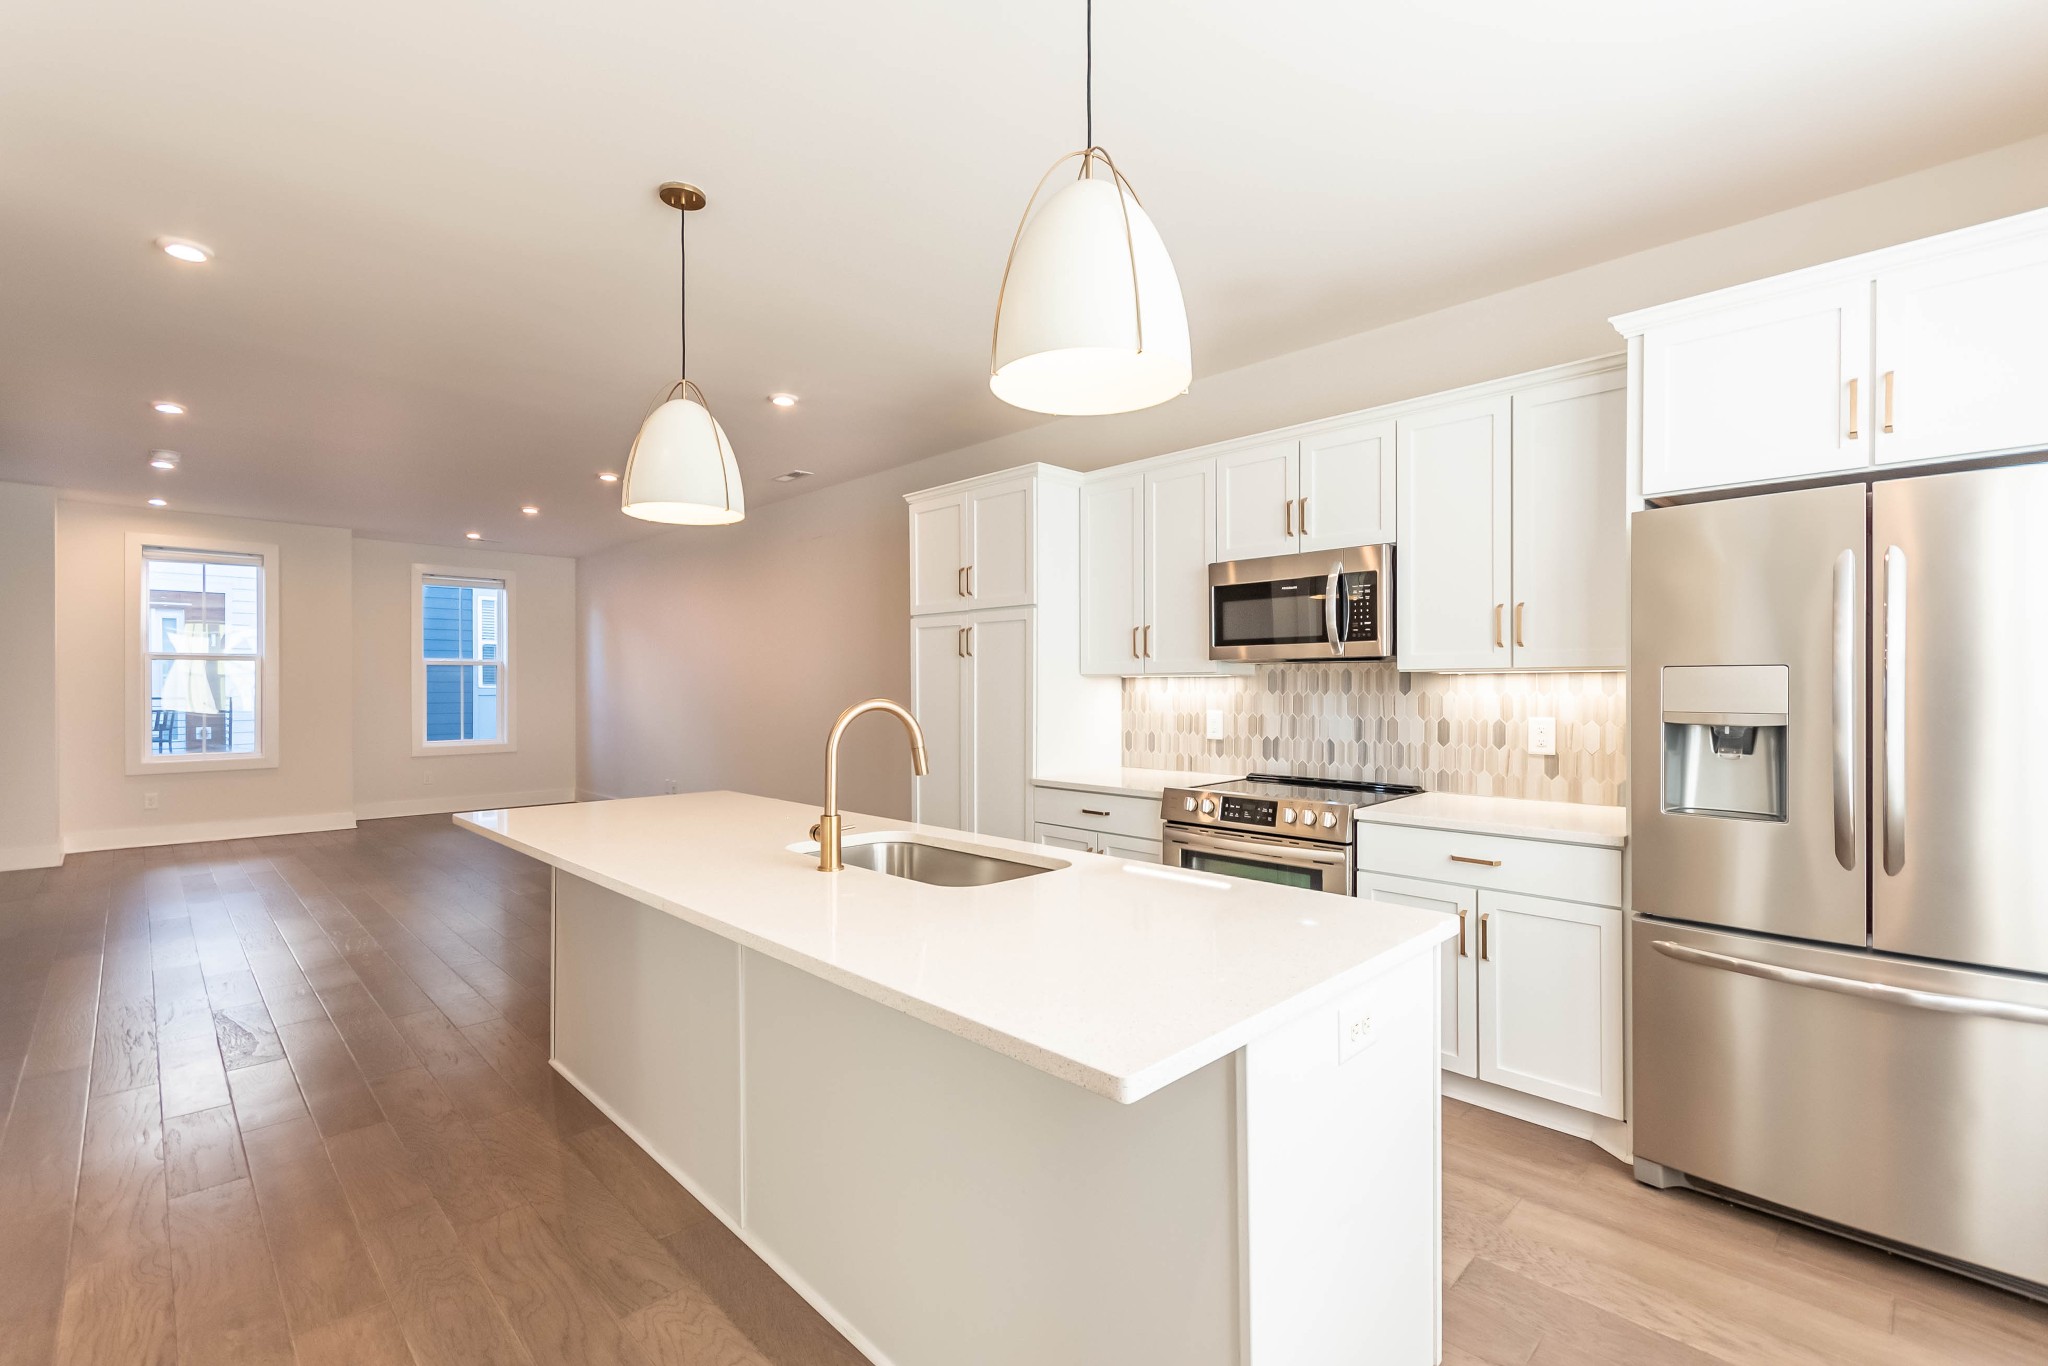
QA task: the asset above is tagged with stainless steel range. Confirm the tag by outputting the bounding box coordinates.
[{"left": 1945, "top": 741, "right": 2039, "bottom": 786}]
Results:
[{"left": 1159, "top": 774, "right": 1422, "bottom": 895}]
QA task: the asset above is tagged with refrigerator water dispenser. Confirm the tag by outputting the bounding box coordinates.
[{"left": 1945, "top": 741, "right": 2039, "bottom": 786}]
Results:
[{"left": 1660, "top": 665, "right": 1789, "bottom": 821}]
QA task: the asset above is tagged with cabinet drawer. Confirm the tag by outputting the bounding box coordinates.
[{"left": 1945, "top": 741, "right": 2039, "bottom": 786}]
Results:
[
  {"left": 1031, "top": 785, "right": 1162, "bottom": 842},
  {"left": 1355, "top": 822, "right": 1620, "bottom": 907}
]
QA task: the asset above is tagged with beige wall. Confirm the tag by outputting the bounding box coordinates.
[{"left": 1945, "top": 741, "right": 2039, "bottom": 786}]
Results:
[
  {"left": 0, "top": 483, "right": 61, "bottom": 869},
  {"left": 56, "top": 500, "right": 356, "bottom": 850},
  {"left": 352, "top": 537, "right": 577, "bottom": 817},
  {"left": 577, "top": 133, "right": 2048, "bottom": 816}
]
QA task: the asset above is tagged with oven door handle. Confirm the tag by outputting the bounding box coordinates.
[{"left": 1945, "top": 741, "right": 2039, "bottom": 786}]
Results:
[
  {"left": 1324, "top": 565, "right": 1344, "bottom": 656},
  {"left": 1164, "top": 827, "right": 1352, "bottom": 868}
]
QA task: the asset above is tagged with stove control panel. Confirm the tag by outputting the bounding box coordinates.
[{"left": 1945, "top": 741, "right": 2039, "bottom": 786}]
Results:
[
  {"left": 1218, "top": 796, "right": 1276, "bottom": 827},
  {"left": 1160, "top": 788, "right": 1355, "bottom": 846}
]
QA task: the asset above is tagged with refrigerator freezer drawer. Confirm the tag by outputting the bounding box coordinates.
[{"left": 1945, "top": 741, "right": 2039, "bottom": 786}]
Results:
[{"left": 1633, "top": 918, "right": 2048, "bottom": 1289}]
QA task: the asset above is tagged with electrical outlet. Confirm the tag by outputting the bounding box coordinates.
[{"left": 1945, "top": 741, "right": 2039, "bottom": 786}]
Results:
[
  {"left": 1337, "top": 992, "right": 1380, "bottom": 1064},
  {"left": 664, "top": 780, "right": 678, "bottom": 795},
  {"left": 1528, "top": 716, "right": 1557, "bottom": 757},
  {"left": 142, "top": 792, "right": 159, "bottom": 811},
  {"left": 1205, "top": 708, "right": 1225, "bottom": 741}
]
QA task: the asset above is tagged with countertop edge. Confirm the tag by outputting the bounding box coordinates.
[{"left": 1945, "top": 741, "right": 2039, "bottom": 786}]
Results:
[{"left": 1355, "top": 799, "right": 1628, "bottom": 849}]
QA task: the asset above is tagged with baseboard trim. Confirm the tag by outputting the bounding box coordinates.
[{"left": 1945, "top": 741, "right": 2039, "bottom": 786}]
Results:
[
  {"left": 352, "top": 788, "right": 577, "bottom": 821},
  {"left": 0, "top": 841, "right": 65, "bottom": 872},
  {"left": 1444, "top": 1071, "right": 1633, "bottom": 1164},
  {"left": 63, "top": 809, "right": 359, "bottom": 854}
]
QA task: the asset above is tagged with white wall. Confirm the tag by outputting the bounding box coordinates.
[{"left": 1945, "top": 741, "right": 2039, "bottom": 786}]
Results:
[
  {"left": 352, "top": 538, "right": 576, "bottom": 818},
  {"left": 0, "top": 483, "right": 61, "bottom": 870},
  {"left": 578, "top": 133, "right": 2048, "bottom": 816},
  {"left": 56, "top": 500, "right": 356, "bottom": 851}
]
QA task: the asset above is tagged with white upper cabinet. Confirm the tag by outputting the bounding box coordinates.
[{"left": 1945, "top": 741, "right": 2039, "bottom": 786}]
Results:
[
  {"left": 1396, "top": 395, "right": 1513, "bottom": 672},
  {"left": 1143, "top": 461, "right": 1221, "bottom": 675},
  {"left": 907, "top": 474, "right": 1034, "bottom": 615},
  {"left": 1638, "top": 280, "right": 1871, "bottom": 497},
  {"left": 1873, "top": 233, "right": 2048, "bottom": 467},
  {"left": 1509, "top": 370, "right": 1629, "bottom": 670},
  {"left": 1215, "top": 441, "right": 1300, "bottom": 561},
  {"left": 1078, "top": 474, "right": 1145, "bottom": 675},
  {"left": 1299, "top": 419, "right": 1396, "bottom": 550}
]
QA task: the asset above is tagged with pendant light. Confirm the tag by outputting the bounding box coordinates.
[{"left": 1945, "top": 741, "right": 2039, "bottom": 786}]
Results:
[
  {"left": 622, "top": 182, "right": 746, "bottom": 525},
  {"left": 989, "top": 0, "right": 1190, "bottom": 416}
]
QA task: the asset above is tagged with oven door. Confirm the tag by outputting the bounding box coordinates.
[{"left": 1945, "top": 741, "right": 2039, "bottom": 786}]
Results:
[
  {"left": 1161, "top": 825, "right": 1355, "bottom": 896},
  {"left": 1209, "top": 545, "right": 1393, "bottom": 663}
]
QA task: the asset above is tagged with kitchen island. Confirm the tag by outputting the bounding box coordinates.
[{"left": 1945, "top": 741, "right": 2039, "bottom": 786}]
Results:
[{"left": 456, "top": 791, "right": 1457, "bottom": 1366}]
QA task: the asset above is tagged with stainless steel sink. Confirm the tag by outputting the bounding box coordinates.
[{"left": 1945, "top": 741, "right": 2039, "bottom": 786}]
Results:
[{"left": 836, "top": 838, "right": 1057, "bottom": 887}]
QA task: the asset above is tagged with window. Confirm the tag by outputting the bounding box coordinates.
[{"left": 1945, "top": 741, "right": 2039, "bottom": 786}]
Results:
[
  {"left": 128, "top": 537, "right": 280, "bottom": 773},
  {"left": 412, "top": 567, "right": 515, "bottom": 753}
]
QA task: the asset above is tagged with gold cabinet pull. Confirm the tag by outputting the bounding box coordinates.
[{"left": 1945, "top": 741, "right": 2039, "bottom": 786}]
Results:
[
  {"left": 966, "top": 564, "right": 975, "bottom": 596},
  {"left": 1493, "top": 604, "right": 1504, "bottom": 649},
  {"left": 964, "top": 624, "right": 974, "bottom": 657},
  {"left": 1143, "top": 624, "right": 1153, "bottom": 658},
  {"left": 1132, "top": 625, "right": 1141, "bottom": 659},
  {"left": 1285, "top": 499, "right": 1294, "bottom": 537},
  {"left": 1514, "top": 602, "right": 1526, "bottom": 648},
  {"left": 1847, "top": 376, "right": 1860, "bottom": 440},
  {"left": 1450, "top": 854, "right": 1503, "bottom": 868},
  {"left": 1299, "top": 496, "right": 1309, "bottom": 537},
  {"left": 1457, "top": 907, "right": 1468, "bottom": 958},
  {"left": 1883, "top": 370, "right": 1895, "bottom": 434},
  {"left": 1480, "top": 912, "right": 1490, "bottom": 961},
  {"left": 1080, "top": 808, "right": 1112, "bottom": 818},
  {"left": 956, "top": 627, "right": 966, "bottom": 658}
]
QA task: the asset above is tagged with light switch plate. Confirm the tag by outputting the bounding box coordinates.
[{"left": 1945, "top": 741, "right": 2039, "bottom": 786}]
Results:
[
  {"left": 1205, "top": 708, "right": 1225, "bottom": 740},
  {"left": 1337, "top": 992, "right": 1380, "bottom": 1063},
  {"left": 1528, "top": 716, "right": 1557, "bottom": 756}
]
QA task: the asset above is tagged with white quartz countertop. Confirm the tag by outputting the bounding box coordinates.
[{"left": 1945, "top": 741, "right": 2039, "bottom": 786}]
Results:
[
  {"left": 456, "top": 792, "right": 1454, "bottom": 1104},
  {"left": 1033, "top": 766, "right": 1243, "bottom": 798},
  {"left": 1357, "top": 792, "right": 1627, "bottom": 848}
]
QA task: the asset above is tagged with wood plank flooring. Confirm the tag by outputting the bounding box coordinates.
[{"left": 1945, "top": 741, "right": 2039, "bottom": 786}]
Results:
[{"left": 1, "top": 815, "right": 2043, "bottom": 1365}]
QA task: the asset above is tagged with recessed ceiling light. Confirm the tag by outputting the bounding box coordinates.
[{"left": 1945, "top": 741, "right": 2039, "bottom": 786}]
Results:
[
  {"left": 147, "top": 497, "right": 168, "bottom": 507},
  {"left": 148, "top": 450, "right": 180, "bottom": 470},
  {"left": 773, "top": 469, "right": 815, "bottom": 482},
  {"left": 154, "top": 237, "right": 213, "bottom": 264},
  {"left": 767, "top": 393, "right": 799, "bottom": 408},
  {"left": 465, "top": 531, "right": 482, "bottom": 540},
  {"left": 597, "top": 471, "right": 619, "bottom": 483},
  {"left": 152, "top": 401, "right": 187, "bottom": 416},
  {"left": 521, "top": 505, "right": 539, "bottom": 516}
]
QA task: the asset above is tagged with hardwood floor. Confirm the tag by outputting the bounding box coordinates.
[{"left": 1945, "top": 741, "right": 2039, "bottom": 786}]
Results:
[{"left": 0, "top": 816, "right": 2042, "bottom": 1365}]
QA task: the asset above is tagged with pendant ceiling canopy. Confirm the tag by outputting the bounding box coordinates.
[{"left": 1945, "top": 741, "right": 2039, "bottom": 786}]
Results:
[
  {"left": 622, "top": 181, "right": 746, "bottom": 525},
  {"left": 989, "top": 1, "right": 1191, "bottom": 416}
]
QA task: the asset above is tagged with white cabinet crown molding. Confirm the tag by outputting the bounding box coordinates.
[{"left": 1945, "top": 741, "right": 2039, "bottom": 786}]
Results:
[
  {"left": 901, "top": 461, "right": 1083, "bottom": 505},
  {"left": 1609, "top": 204, "right": 2048, "bottom": 339}
]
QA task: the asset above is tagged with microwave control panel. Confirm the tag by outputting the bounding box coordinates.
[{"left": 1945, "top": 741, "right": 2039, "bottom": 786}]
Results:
[
  {"left": 1343, "top": 573, "right": 1378, "bottom": 642},
  {"left": 1218, "top": 796, "right": 1277, "bottom": 828}
]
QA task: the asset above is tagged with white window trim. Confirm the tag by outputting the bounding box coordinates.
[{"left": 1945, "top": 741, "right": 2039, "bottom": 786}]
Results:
[
  {"left": 125, "top": 532, "right": 282, "bottom": 775},
  {"left": 411, "top": 563, "right": 518, "bottom": 757}
]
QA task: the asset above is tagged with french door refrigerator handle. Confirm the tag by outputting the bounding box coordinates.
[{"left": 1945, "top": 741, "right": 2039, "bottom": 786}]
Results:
[
  {"left": 1649, "top": 940, "right": 2048, "bottom": 1026},
  {"left": 1832, "top": 549, "right": 1857, "bottom": 870},
  {"left": 1882, "top": 545, "right": 1907, "bottom": 876}
]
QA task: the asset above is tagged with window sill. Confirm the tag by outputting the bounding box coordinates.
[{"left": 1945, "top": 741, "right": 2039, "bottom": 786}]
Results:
[
  {"left": 128, "top": 751, "right": 280, "bottom": 776},
  {"left": 413, "top": 740, "right": 518, "bottom": 758}
]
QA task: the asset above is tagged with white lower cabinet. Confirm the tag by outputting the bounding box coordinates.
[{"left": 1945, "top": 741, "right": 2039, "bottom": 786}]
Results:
[
  {"left": 1033, "top": 821, "right": 1163, "bottom": 863},
  {"left": 1033, "top": 822, "right": 1097, "bottom": 854},
  {"left": 1359, "top": 834, "right": 1623, "bottom": 1121},
  {"left": 1031, "top": 784, "right": 1165, "bottom": 862}
]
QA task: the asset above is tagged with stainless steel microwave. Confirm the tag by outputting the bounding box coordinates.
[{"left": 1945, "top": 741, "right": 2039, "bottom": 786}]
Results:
[{"left": 1208, "top": 545, "right": 1394, "bottom": 662}]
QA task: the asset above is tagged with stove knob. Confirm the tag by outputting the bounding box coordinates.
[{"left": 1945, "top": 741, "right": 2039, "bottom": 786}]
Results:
[
  {"left": 1183, "top": 796, "right": 1197, "bottom": 812},
  {"left": 1321, "top": 811, "right": 1338, "bottom": 829},
  {"left": 1200, "top": 799, "right": 1215, "bottom": 815},
  {"left": 1282, "top": 808, "right": 1297, "bottom": 824}
]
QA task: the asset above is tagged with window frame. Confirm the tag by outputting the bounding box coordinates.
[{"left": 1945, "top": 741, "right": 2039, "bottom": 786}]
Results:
[
  {"left": 410, "top": 564, "right": 517, "bottom": 757},
  {"left": 125, "top": 533, "right": 282, "bottom": 774}
]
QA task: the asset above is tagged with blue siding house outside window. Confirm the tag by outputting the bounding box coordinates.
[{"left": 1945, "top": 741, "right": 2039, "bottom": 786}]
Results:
[{"left": 421, "top": 578, "right": 506, "bottom": 743}]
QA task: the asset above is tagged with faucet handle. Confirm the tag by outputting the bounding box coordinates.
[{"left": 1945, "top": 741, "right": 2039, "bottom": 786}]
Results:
[{"left": 809, "top": 822, "right": 823, "bottom": 841}]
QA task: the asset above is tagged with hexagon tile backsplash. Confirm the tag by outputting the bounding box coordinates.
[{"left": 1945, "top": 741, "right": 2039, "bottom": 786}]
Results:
[{"left": 1123, "top": 665, "right": 1628, "bottom": 806}]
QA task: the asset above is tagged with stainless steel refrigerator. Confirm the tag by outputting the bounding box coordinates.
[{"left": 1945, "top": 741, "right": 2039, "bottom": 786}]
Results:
[{"left": 1631, "top": 461, "right": 2048, "bottom": 1295}]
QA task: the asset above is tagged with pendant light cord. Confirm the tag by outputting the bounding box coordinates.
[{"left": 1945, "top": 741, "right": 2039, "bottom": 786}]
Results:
[
  {"left": 1085, "top": 0, "right": 1093, "bottom": 150},
  {"left": 678, "top": 204, "right": 687, "bottom": 381}
]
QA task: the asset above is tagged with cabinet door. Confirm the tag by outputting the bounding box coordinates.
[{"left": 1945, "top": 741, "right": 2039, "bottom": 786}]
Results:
[
  {"left": 1873, "top": 233, "right": 2048, "bottom": 467},
  {"left": 1476, "top": 891, "right": 1622, "bottom": 1118},
  {"left": 1079, "top": 474, "right": 1145, "bottom": 676},
  {"left": 1510, "top": 370, "right": 1628, "bottom": 670},
  {"left": 964, "top": 477, "right": 1035, "bottom": 608},
  {"left": 1640, "top": 280, "right": 1871, "bottom": 495},
  {"left": 908, "top": 495, "right": 969, "bottom": 616},
  {"left": 1395, "top": 396, "right": 1512, "bottom": 671},
  {"left": 963, "top": 609, "right": 1033, "bottom": 841},
  {"left": 1215, "top": 441, "right": 1300, "bottom": 561},
  {"left": 1034, "top": 822, "right": 1098, "bottom": 854},
  {"left": 909, "top": 616, "right": 969, "bottom": 829},
  {"left": 1299, "top": 419, "right": 1396, "bottom": 550},
  {"left": 1143, "top": 461, "right": 1222, "bottom": 674},
  {"left": 1358, "top": 870, "right": 1477, "bottom": 1079},
  {"left": 1096, "top": 832, "right": 1162, "bottom": 863}
]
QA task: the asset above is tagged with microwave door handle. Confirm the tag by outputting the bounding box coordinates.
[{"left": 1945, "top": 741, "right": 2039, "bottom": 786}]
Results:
[{"left": 1324, "top": 566, "right": 1343, "bottom": 656}]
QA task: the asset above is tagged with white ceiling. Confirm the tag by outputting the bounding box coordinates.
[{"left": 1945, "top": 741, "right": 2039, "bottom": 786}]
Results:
[{"left": 6, "top": 0, "right": 2048, "bottom": 556}]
